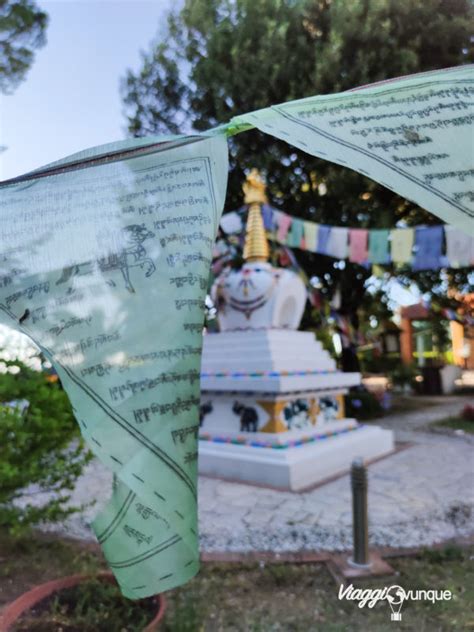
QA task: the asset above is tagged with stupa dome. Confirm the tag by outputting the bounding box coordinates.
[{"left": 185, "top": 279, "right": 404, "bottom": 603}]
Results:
[{"left": 212, "top": 170, "right": 306, "bottom": 331}]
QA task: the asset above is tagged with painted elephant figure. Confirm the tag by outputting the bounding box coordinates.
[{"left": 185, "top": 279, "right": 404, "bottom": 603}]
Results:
[
  {"left": 199, "top": 401, "right": 213, "bottom": 427},
  {"left": 232, "top": 401, "right": 258, "bottom": 432}
]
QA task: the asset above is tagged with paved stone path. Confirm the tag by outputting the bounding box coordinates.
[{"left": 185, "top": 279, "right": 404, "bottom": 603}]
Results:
[{"left": 33, "top": 395, "right": 474, "bottom": 551}]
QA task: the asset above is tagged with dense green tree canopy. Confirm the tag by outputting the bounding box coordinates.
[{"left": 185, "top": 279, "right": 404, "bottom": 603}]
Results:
[
  {"left": 122, "top": 0, "right": 473, "bottom": 322},
  {"left": 0, "top": 0, "right": 48, "bottom": 94}
]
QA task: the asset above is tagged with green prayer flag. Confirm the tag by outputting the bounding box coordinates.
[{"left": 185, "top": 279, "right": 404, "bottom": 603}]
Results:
[
  {"left": 286, "top": 217, "right": 304, "bottom": 247},
  {"left": 232, "top": 66, "right": 474, "bottom": 235},
  {"left": 368, "top": 229, "right": 390, "bottom": 264},
  {"left": 0, "top": 133, "right": 228, "bottom": 598}
]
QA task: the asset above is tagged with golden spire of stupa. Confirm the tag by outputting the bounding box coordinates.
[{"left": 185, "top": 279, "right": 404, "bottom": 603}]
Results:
[{"left": 242, "top": 169, "right": 269, "bottom": 262}]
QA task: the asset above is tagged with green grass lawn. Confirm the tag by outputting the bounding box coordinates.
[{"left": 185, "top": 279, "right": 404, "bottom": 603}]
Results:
[
  {"left": 1, "top": 531, "right": 473, "bottom": 631},
  {"left": 433, "top": 416, "right": 474, "bottom": 434}
]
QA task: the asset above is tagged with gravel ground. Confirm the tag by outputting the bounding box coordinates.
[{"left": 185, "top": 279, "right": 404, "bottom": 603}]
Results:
[{"left": 20, "top": 395, "right": 474, "bottom": 552}]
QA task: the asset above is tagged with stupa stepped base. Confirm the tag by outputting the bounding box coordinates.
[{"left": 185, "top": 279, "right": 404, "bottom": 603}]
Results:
[
  {"left": 201, "top": 329, "right": 360, "bottom": 392},
  {"left": 199, "top": 330, "right": 390, "bottom": 491},
  {"left": 198, "top": 422, "right": 395, "bottom": 491}
]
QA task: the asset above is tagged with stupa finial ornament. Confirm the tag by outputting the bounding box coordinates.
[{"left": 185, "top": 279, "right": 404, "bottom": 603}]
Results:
[
  {"left": 242, "top": 169, "right": 269, "bottom": 262},
  {"left": 243, "top": 168, "right": 268, "bottom": 205}
]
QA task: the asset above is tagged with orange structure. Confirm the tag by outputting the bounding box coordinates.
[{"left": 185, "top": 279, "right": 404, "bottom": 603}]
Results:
[
  {"left": 451, "top": 293, "right": 474, "bottom": 369},
  {"left": 400, "top": 295, "right": 474, "bottom": 369}
]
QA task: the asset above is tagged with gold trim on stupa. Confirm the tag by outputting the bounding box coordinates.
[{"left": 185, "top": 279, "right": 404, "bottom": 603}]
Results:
[
  {"left": 242, "top": 169, "right": 269, "bottom": 262},
  {"left": 257, "top": 400, "right": 288, "bottom": 433}
]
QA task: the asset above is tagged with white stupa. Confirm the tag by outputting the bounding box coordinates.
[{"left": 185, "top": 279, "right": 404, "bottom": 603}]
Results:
[{"left": 198, "top": 170, "right": 394, "bottom": 491}]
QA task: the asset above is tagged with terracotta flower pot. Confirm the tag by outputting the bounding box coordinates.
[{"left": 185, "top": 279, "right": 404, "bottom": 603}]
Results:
[{"left": 0, "top": 571, "right": 166, "bottom": 631}]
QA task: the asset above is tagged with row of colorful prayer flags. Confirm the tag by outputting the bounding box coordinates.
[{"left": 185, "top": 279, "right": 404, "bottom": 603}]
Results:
[{"left": 219, "top": 206, "right": 474, "bottom": 270}]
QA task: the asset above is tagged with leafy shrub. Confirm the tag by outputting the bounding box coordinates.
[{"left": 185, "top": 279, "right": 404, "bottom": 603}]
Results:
[
  {"left": 0, "top": 356, "right": 92, "bottom": 535},
  {"left": 358, "top": 350, "right": 400, "bottom": 375},
  {"left": 344, "top": 388, "right": 383, "bottom": 420},
  {"left": 389, "top": 363, "right": 419, "bottom": 388}
]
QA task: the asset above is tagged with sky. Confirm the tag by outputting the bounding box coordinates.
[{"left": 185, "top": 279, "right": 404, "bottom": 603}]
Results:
[
  {"left": 0, "top": 0, "right": 172, "bottom": 180},
  {"left": 0, "top": 0, "right": 175, "bottom": 356},
  {"left": 0, "top": 0, "right": 418, "bottom": 309}
]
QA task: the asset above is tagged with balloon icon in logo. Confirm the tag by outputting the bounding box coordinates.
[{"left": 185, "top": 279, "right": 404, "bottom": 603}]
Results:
[{"left": 386, "top": 585, "right": 406, "bottom": 621}]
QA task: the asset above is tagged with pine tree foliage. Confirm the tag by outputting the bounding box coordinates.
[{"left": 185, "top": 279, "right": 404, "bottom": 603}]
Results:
[
  {"left": 0, "top": 0, "right": 48, "bottom": 94},
  {"left": 122, "top": 0, "right": 474, "bottom": 315}
]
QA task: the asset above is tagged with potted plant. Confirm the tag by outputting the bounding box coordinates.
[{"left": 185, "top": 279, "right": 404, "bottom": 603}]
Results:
[{"left": 0, "top": 571, "right": 166, "bottom": 631}]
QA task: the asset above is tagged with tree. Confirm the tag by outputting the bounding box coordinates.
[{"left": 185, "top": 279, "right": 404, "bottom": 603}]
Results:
[
  {"left": 0, "top": 0, "right": 48, "bottom": 94},
  {"left": 122, "top": 0, "right": 473, "bottom": 335}
]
